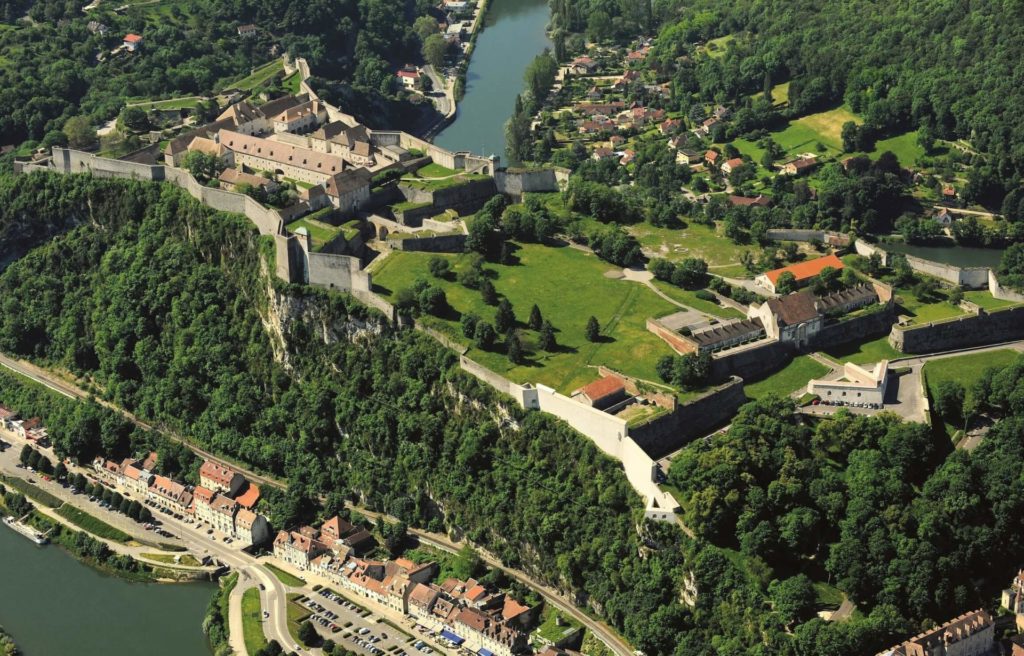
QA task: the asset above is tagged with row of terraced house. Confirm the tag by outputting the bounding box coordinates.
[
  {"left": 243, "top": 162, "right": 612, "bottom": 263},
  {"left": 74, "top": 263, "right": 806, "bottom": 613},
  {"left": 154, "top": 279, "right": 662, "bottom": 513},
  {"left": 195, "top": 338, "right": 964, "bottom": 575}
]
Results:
[
  {"left": 91, "top": 455, "right": 271, "bottom": 547},
  {"left": 273, "top": 517, "right": 533, "bottom": 656}
]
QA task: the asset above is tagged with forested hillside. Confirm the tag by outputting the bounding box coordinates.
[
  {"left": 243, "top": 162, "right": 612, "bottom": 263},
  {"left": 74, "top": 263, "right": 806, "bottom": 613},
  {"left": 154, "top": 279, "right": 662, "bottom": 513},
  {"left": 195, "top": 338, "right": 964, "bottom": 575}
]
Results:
[
  {"left": 0, "top": 0, "right": 435, "bottom": 145},
  {"left": 552, "top": 0, "right": 1024, "bottom": 203}
]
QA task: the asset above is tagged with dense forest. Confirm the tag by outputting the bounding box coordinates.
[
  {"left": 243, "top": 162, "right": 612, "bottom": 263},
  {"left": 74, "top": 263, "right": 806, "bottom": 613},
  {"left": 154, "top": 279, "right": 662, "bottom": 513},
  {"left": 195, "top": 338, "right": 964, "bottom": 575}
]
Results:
[
  {"left": 550, "top": 0, "right": 1024, "bottom": 206},
  {"left": 0, "top": 0, "right": 436, "bottom": 145}
]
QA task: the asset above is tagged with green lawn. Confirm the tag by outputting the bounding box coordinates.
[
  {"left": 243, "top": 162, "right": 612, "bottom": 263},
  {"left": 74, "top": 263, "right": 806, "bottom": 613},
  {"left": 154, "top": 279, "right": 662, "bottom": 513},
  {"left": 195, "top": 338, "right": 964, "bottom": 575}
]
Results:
[
  {"left": 415, "top": 162, "right": 458, "bottom": 178},
  {"left": 813, "top": 582, "right": 845, "bottom": 611},
  {"left": 534, "top": 606, "right": 581, "bottom": 644},
  {"left": 923, "top": 349, "right": 1020, "bottom": 400},
  {"left": 55, "top": 505, "right": 132, "bottom": 543},
  {"left": 629, "top": 221, "right": 751, "bottom": 271},
  {"left": 286, "top": 217, "right": 345, "bottom": 250},
  {"left": 127, "top": 96, "right": 203, "bottom": 111},
  {"left": 401, "top": 174, "right": 490, "bottom": 191},
  {"left": 650, "top": 280, "right": 746, "bottom": 319},
  {"left": 282, "top": 70, "right": 301, "bottom": 95},
  {"left": 370, "top": 244, "right": 681, "bottom": 393},
  {"left": 744, "top": 356, "right": 830, "bottom": 400},
  {"left": 266, "top": 563, "right": 306, "bottom": 587},
  {"left": 242, "top": 587, "right": 268, "bottom": 655},
  {"left": 287, "top": 593, "right": 313, "bottom": 643},
  {"left": 732, "top": 106, "right": 861, "bottom": 161},
  {"left": 226, "top": 59, "right": 284, "bottom": 92},
  {"left": 894, "top": 288, "right": 965, "bottom": 325},
  {"left": 703, "top": 34, "right": 735, "bottom": 59},
  {"left": 0, "top": 475, "right": 63, "bottom": 508},
  {"left": 864, "top": 131, "right": 925, "bottom": 166},
  {"left": 964, "top": 290, "right": 1022, "bottom": 311},
  {"left": 823, "top": 335, "right": 902, "bottom": 365}
]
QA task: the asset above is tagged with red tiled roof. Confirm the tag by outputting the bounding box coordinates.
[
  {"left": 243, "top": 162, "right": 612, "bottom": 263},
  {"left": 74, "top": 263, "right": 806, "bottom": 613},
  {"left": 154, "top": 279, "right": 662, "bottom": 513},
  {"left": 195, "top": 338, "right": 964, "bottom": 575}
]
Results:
[
  {"left": 193, "top": 486, "right": 215, "bottom": 505},
  {"left": 763, "top": 253, "right": 844, "bottom": 286},
  {"left": 234, "top": 483, "right": 260, "bottom": 509},
  {"left": 579, "top": 375, "right": 625, "bottom": 403},
  {"left": 199, "top": 460, "right": 241, "bottom": 488},
  {"left": 124, "top": 33, "right": 143, "bottom": 42},
  {"left": 724, "top": 157, "right": 744, "bottom": 169},
  {"left": 728, "top": 194, "right": 771, "bottom": 207}
]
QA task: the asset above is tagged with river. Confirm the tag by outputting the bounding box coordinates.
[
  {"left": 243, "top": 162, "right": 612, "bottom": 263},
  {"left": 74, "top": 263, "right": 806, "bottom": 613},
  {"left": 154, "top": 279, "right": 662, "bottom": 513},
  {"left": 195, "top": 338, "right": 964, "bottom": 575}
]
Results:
[
  {"left": 0, "top": 525, "right": 214, "bottom": 656},
  {"left": 434, "top": 0, "right": 552, "bottom": 162},
  {"left": 884, "top": 240, "right": 1004, "bottom": 269}
]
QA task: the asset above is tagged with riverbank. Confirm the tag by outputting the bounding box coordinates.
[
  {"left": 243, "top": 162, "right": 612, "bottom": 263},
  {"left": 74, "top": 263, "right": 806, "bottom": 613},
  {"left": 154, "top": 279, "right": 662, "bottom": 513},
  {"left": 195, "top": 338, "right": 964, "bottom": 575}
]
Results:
[{"left": 0, "top": 625, "right": 19, "bottom": 656}]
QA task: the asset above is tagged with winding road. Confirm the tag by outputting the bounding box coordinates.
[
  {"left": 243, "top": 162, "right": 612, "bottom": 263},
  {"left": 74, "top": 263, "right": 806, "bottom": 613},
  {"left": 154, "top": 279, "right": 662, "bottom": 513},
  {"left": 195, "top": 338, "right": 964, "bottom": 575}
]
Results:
[{"left": 0, "top": 351, "right": 633, "bottom": 656}]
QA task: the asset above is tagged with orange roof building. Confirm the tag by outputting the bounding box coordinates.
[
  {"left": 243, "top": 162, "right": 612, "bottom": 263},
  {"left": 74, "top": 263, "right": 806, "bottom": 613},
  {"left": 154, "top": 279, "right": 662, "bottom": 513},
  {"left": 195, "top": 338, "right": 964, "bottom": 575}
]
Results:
[
  {"left": 757, "top": 253, "right": 844, "bottom": 294},
  {"left": 573, "top": 375, "right": 629, "bottom": 410}
]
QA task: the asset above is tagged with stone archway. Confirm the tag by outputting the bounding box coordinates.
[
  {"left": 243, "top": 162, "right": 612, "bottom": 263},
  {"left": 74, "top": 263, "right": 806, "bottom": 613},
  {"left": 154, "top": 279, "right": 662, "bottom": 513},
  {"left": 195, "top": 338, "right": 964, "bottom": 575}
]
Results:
[{"left": 378, "top": 225, "right": 389, "bottom": 240}]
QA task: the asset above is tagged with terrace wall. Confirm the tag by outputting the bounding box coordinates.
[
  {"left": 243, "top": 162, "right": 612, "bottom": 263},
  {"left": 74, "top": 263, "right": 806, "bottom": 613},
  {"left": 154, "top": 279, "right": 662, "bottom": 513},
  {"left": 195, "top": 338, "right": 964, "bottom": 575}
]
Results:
[
  {"left": 493, "top": 168, "right": 564, "bottom": 199},
  {"left": 646, "top": 318, "right": 697, "bottom": 355},
  {"left": 890, "top": 305, "right": 1024, "bottom": 353},
  {"left": 710, "top": 340, "right": 794, "bottom": 383},
  {"left": 808, "top": 304, "right": 897, "bottom": 351},
  {"left": 629, "top": 377, "right": 746, "bottom": 459},
  {"left": 389, "top": 233, "right": 467, "bottom": 253}
]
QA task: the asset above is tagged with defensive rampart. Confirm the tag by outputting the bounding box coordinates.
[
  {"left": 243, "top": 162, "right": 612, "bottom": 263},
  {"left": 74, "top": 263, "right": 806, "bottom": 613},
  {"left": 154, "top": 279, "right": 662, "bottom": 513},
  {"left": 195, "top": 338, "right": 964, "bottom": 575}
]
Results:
[
  {"left": 890, "top": 305, "right": 1024, "bottom": 353},
  {"left": 628, "top": 378, "right": 746, "bottom": 459}
]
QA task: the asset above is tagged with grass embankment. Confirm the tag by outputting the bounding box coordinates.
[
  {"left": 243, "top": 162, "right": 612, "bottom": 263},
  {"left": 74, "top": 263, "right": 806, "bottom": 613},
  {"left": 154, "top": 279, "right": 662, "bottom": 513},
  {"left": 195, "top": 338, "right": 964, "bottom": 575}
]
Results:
[
  {"left": 266, "top": 563, "right": 306, "bottom": 587},
  {"left": 242, "top": 587, "right": 269, "bottom": 655},
  {"left": 0, "top": 474, "right": 62, "bottom": 508},
  {"left": 286, "top": 217, "right": 345, "bottom": 251},
  {"left": 534, "top": 606, "right": 581, "bottom": 645},
  {"left": 894, "top": 287, "right": 965, "bottom": 325},
  {"left": 651, "top": 280, "right": 746, "bottom": 319},
  {"left": 731, "top": 106, "right": 861, "bottom": 161},
  {"left": 287, "top": 593, "right": 313, "bottom": 643},
  {"left": 922, "top": 349, "right": 1019, "bottom": 437},
  {"left": 142, "top": 552, "right": 201, "bottom": 566},
  {"left": 628, "top": 222, "right": 749, "bottom": 275},
  {"left": 227, "top": 59, "right": 284, "bottom": 91},
  {"left": 55, "top": 505, "right": 132, "bottom": 543},
  {"left": 744, "top": 356, "right": 830, "bottom": 401},
  {"left": 370, "top": 244, "right": 680, "bottom": 393},
  {"left": 823, "top": 335, "right": 902, "bottom": 365},
  {"left": 964, "top": 290, "right": 1022, "bottom": 311}
]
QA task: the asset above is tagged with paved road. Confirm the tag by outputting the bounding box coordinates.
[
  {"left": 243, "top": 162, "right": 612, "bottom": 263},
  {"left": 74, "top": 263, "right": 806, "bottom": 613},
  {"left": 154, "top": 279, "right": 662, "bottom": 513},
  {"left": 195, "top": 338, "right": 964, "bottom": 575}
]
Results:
[{"left": 422, "top": 65, "right": 452, "bottom": 118}]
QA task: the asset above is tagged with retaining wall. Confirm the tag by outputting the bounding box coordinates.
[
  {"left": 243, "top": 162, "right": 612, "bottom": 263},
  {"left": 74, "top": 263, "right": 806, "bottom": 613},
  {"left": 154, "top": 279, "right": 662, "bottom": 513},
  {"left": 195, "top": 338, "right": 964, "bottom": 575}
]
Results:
[
  {"left": 390, "top": 233, "right": 467, "bottom": 252},
  {"left": 646, "top": 318, "right": 696, "bottom": 355},
  {"left": 494, "top": 168, "right": 563, "bottom": 199},
  {"left": 989, "top": 270, "right": 1024, "bottom": 302},
  {"left": 809, "top": 304, "right": 897, "bottom": 351},
  {"left": 710, "top": 339, "right": 794, "bottom": 382},
  {"left": 904, "top": 254, "right": 989, "bottom": 288},
  {"left": 629, "top": 377, "right": 746, "bottom": 459},
  {"left": 890, "top": 305, "right": 1024, "bottom": 353}
]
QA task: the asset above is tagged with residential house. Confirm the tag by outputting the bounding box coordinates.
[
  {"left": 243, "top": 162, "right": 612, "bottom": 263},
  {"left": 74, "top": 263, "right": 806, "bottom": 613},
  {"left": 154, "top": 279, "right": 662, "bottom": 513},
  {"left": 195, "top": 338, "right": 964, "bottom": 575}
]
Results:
[
  {"left": 781, "top": 155, "right": 818, "bottom": 176},
  {"left": 874, "top": 609, "right": 993, "bottom": 656},
  {"left": 585, "top": 86, "right": 602, "bottom": 101},
  {"left": 323, "top": 167, "right": 373, "bottom": 215},
  {"left": 693, "top": 117, "right": 720, "bottom": 137},
  {"left": 569, "top": 56, "right": 598, "bottom": 75},
  {"left": 612, "top": 70, "right": 641, "bottom": 90},
  {"left": 148, "top": 475, "right": 193, "bottom": 513},
  {"left": 755, "top": 253, "right": 845, "bottom": 294},
  {"left": 123, "top": 33, "right": 143, "bottom": 52},
  {"left": 234, "top": 483, "right": 260, "bottom": 510},
  {"left": 720, "top": 157, "right": 745, "bottom": 175},
  {"left": 271, "top": 100, "right": 327, "bottom": 134},
  {"left": 397, "top": 65, "right": 421, "bottom": 90},
  {"left": 591, "top": 147, "right": 615, "bottom": 161},
  {"left": 712, "top": 105, "right": 731, "bottom": 120},
  {"left": 704, "top": 150, "right": 720, "bottom": 167},
  {"left": 319, "top": 515, "right": 376, "bottom": 555},
  {"left": 273, "top": 529, "right": 330, "bottom": 570},
  {"left": 609, "top": 135, "right": 626, "bottom": 148},
  {"left": 199, "top": 460, "right": 246, "bottom": 497},
  {"left": 452, "top": 607, "right": 528, "bottom": 656},
  {"left": 0, "top": 405, "right": 17, "bottom": 430},
  {"left": 120, "top": 459, "right": 153, "bottom": 498},
  {"left": 87, "top": 21, "right": 108, "bottom": 35},
  {"left": 942, "top": 185, "right": 958, "bottom": 204},
  {"left": 235, "top": 508, "right": 271, "bottom": 546},
  {"left": 619, "top": 149, "right": 635, "bottom": 166},
  {"left": 573, "top": 375, "right": 628, "bottom": 410},
  {"left": 92, "top": 458, "right": 122, "bottom": 486},
  {"left": 659, "top": 118, "right": 683, "bottom": 135},
  {"left": 626, "top": 46, "right": 650, "bottom": 62},
  {"left": 237, "top": 24, "right": 258, "bottom": 38},
  {"left": 933, "top": 207, "right": 955, "bottom": 226}
]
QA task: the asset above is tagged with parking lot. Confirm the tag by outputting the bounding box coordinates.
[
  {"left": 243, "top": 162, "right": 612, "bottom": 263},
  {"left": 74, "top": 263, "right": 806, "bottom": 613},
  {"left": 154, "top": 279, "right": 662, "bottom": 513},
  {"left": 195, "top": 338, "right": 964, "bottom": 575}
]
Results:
[{"left": 303, "top": 588, "right": 445, "bottom": 656}]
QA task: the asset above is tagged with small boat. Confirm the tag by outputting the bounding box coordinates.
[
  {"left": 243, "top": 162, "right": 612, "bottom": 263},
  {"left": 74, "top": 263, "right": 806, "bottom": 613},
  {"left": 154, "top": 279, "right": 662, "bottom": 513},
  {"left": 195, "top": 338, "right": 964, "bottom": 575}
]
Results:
[{"left": 2, "top": 515, "right": 48, "bottom": 545}]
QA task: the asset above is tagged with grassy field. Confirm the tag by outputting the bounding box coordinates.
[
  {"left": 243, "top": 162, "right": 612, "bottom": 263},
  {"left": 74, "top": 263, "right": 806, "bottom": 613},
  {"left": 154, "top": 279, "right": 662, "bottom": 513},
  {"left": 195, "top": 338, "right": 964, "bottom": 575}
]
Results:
[
  {"left": 964, "top": 290, "right": 1022, "bottom": 311},
  {"left": 287, "top": 593, "right": 313, "bottom": 643},
  {"left": 534, "top": 606, "right": 581, "bottom": 645},
  {"left": 227, "top": 59, "right": 284, "bottom": 92},
  {"left": 415, "top": 162, "right": 458, "bottom": 178},
  {"left": 865, "top": 131, "right": 925, "bottom": 166},
  {"left": 266, "top": 563, "right": 306, "bottom": 587},
  {"left": 744, "top": 356, "right": 830, "bottom": 401},
  {"left": 629, "top": 221, "right": 750, "bottom": 271},
  {"left": 732, "top": 106, "right": 862, "bottom": 161},
  {"left": 704, "top": 34, "right": 735, "bottom": 59},
  {"left": 127, "top": 96, "right": 203, "bottom": 111},
  {"left": 370, "top": 244, "right": 681, "bottom": 393},
  {"left": 242, "top": 587, "right": 268, "bottom": 655},
  {"left": 823, "top": 335, "right": 902, "bottom": 365},
  {"left": 0, "top": 475, "right": 63, "bottom": 508},
  {"left": 923, "top": 349, "right": 1020, "bottom": 400},
  {"left": 813, "top": 582, "right": 845, "bottom": 611},
  {"left": 894, "top": 288, "right": 965, "bottom": 325},
  {"left": 55, "top": 505, "right": 132, "bottom": 543},
  {"left": 141, "top": 552, "right": 202, "bottom": 566},
  {"left": 286, "top": 217, "right": 345, "bottom": 250},
  {"left": 283, "top": 70, "right": 301, "bottom": 94},
  {"left": 650, "top": 280, "right": 746, "bottom": 319}
]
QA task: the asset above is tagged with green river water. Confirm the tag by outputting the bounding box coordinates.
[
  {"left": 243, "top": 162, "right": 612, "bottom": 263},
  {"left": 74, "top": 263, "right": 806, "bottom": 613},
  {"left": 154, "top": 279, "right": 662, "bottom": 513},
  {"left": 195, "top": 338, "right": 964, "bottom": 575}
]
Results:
[
  {"left": 0, "top": 524, "right": 215, "bottom": 655},
  {"left": 434, "top": 0, "right": 552, "bottom": 162}
]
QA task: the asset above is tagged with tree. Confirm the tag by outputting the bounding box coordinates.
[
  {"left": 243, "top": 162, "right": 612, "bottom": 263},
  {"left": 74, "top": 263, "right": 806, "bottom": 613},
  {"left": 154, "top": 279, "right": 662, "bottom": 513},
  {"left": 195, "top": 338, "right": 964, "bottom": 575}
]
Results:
[
  {"left": 297, "top": 620, "right": 320, "bottom": 647},
  {"left": 524, "top": 51, "right": 558, "bottom": 106},
  {"left": 19, "top": 445, "right": 32, "bottom": 467},
  {"left": 528, "top": 304, "right": 543, "bottom": 331},
  {"left": 933, "top": 380, "right": 965, "bottom": 426},
  {"left": 381, "top": 521, "right": 408, "bottom": 555},
  {"left": 63, "top": 116, "right": 96, "bottom": 149},
  {"left": 841, "top": 121, "right": 860, "bottom": 152},
  {"left": 585, "top": 316, "right": 600, "bottom": 342},
  {"left": 422, "top": 33, "right": 448, "bottom": 69},
  {"left": 54, "top": 462, "right": 67, "bottom": 481},
  {"left": 461, "top": 313, "right": 480, "bottom": 339},
  {"left": 480, "top": 279, "right": 498, "bottom": 305},
  {"left": 118, "top": 106, "right": 150, "bottom": 132},
  {"left": 495, "top": 299, "right": 515, "bottom": 333},
  {"left": 671, "top": 258, "right": 709, "bottom": 289},
  {"left": 183, "top": 151, "right": 222, "bottom": 181},
  {"left": 474, "top": 321, "right": 496, "bottom": 350},
  {"left": 506, "top": 330, "right": 523, "bottom": 364},
  {"left": 539, "top": 320, "right": 556, "bottom": 351},
  {"left": 775, "top": 271, "right": 797, "bottom": 294},
  {"left": 769, "top": 575, "right": 816, "bottom": 628},
  {"left": 413, "top": 15, "right": 439, "bottom": 42}
]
